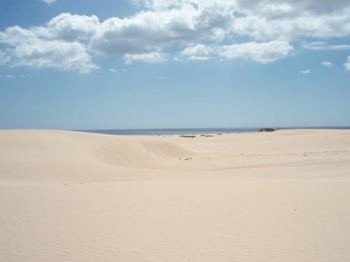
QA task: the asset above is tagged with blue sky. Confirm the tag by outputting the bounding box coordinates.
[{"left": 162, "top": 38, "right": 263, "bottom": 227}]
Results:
[{"left": 0, "top": 0, "right": 350, "bottom": 129}]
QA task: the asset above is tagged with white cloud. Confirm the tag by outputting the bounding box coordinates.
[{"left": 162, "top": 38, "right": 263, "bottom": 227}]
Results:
[
  {"left": 90, "top": 4, "right": 233, "bottom": 56},
  {"left": 0, "top": 1, "right": 350, "bottom": 72},
  {"left": 123, "top": 52, "right": 167, "bottom": 64},
  {"left": 180, "top": 44, "right": 213, "bottom": 61},
  {"left": 231, "top": 12, "right": 350, "bottom": 41},
  {"left": 135, "top": 0, "right": 350, "bottom": 16},
  {"left": 134, "top": 0, "right": 235, "bottom": 12},
  {"left": 46, "top": 13, "right": 99, "bottom": 42},
  {"left": 130, "top": 0, "right": 350, "bottom": 42},
  {"left": 14, "top": 40, "right": 97, "bottom": 74},
  {"left": 301, "top": 69, "right": 311, "bottom": 75},
  {"left": 217, "top": 41, "right": 293, "bottom": 64},
  {"left": 345, "top": 56, "right": 350, "bottom": 71},
  {"left": 303, "top": 42, "right": 350, "bottom": 51},
  {"left": 0, "top": 25, "right": 98, "bottom": 74},
  {"left": 321, "top": 61, "right": 334, "bottom": 68},
  {"left": 180, "top": 41, "right": 293, "bottom": 63}
]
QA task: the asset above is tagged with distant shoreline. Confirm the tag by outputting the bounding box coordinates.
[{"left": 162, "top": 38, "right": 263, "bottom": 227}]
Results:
[{"left": 78, "top": 127, "right": 350, "bottom": 136}]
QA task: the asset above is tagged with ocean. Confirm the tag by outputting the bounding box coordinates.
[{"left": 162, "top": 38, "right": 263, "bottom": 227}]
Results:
[{"left": 79, "top": 127, "right": 350, "bottom": 136}]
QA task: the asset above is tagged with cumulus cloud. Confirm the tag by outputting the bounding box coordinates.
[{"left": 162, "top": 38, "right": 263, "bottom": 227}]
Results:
[
  {"left": 134, "top": 0, "right": 350, "bottom": 41},
  {"left": 16, "top": 41, "right": 98, "bottom": 74},
  {"left": 123, "top": 52, "right": 167, "bottom": 64},
  {"left": 217, "top": 41, "right": 293, "bottom": 63},
  {"left": 321, "top": 61, "right": 334, "bottom": 68},
  {"left": 345, "top": 57, "right": 350, "bottom": 71},
  {"left": 178, "top": 41, "right": 293, "bottom": 63},
  {"left": 232, "top": 12, "right": 350, "bottom": 41},
  {"left": 0, "top": 0, "right": 350, "bottom": 72},
  {"left": 301, "top": 69, "right": 311, "bottom": 75},
  {"left": 136, "top": 0, "right": 350, "bottom": 16},
  {"left": 46, "top": 13, "right": 99, "bottom": 42},
  {"left": 0, "top": 26, "right": 98, "bottom": 74},
  {"left": 90, "top": 4, "right": 233, "bottom": 56}
]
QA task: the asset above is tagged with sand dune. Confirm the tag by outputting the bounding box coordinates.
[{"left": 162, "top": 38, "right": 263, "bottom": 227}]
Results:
[{"left": 1, "top": 129, "right": 350, "bottom": 261}]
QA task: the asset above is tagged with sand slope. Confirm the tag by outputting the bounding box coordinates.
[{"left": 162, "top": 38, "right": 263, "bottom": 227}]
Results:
[{"left": 1, "top": 129, "right": 350, "bottom": 261}]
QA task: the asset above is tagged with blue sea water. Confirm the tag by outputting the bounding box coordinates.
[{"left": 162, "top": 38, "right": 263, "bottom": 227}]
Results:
[
  {"left": 79, "top": 127, "right": 350, "bottom": 136},
  {"left": 80, "top": 128, "right": 258, "bottom": 136}
]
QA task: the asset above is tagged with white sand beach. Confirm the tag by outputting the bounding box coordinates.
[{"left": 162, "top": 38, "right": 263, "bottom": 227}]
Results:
[{"left": 1, "top": 129, "right": 350, "bottom": 261}]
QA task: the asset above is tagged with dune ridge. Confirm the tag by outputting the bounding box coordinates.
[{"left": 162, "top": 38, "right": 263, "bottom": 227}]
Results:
[{"left": 1, "top": 129, "right": 350, "bottom": 262}]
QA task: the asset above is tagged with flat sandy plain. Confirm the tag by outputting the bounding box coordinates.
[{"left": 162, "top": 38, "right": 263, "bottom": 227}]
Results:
[{"left": 1, "top": 129, "right": 350, "bottom": 262}]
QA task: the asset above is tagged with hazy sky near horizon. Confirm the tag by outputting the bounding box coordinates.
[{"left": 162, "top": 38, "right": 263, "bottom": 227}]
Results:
[{"left": 0, "top": 0, "right": 350, "bottom": 129}]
